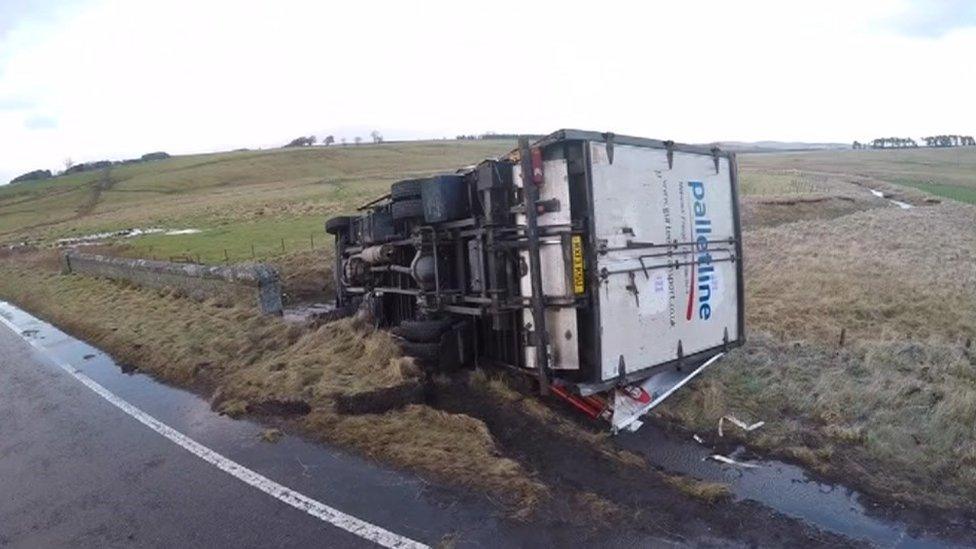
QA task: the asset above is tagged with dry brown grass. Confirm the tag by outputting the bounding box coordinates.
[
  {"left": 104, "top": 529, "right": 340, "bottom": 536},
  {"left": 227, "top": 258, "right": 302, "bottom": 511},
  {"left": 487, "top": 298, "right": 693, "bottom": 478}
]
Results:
[
  {"left": 745, "top": 202, "right": 976, "bottom": 342},
  {"left": 275, "top": 249, "right": 335, "bottom": 303},
  {"left": 659, "top": 172, "right": 976, "bottom": 512},
  {"left": 664, "top": 334, "right": 976, "bottom": 509},
  {"left": 573, "top": 491, "right": 625, "bottom": 525},
  {"left": 738, "top": 168, "right": 899, "bottom": 228},
  {"left": 664, "top": 475, "right": 732, "bottom": 505}
]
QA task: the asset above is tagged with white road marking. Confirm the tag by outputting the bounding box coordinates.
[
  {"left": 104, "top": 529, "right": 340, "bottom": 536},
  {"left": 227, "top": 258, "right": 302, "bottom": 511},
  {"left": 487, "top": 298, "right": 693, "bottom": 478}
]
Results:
[{"left": 0, "top": 314, "right": 429, "bottom": 549}]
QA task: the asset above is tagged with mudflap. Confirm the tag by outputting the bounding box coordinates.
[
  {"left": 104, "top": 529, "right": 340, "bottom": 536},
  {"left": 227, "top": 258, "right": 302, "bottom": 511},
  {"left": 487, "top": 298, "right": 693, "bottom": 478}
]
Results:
[{"left": 610, "top": 353, "right": 724, "bottom": 433}]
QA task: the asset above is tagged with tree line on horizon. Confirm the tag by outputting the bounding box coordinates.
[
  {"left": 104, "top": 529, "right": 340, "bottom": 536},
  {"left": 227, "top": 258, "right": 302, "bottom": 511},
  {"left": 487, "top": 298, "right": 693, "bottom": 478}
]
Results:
[
  {"left": 8, "top": 151, "right": 171, "bottom": 185},
  {"left": 284, "top": 130, "right": 385, "bottom": 148},
  {"left": 853, "top": 135, "right": 976, "bottom": 149}
]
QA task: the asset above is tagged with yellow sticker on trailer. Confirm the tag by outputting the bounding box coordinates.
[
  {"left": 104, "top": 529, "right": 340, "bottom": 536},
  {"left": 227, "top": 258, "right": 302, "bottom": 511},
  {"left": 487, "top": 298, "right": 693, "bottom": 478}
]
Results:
[{"left": 571, "top": 235, "right": 585, "bottom": 294}]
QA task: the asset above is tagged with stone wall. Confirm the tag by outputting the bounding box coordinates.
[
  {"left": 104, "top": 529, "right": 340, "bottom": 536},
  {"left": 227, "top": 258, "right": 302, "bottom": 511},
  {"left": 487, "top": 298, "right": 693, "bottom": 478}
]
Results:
[{"left": 60, "top": 252, "right": 283, "bottom": 314}]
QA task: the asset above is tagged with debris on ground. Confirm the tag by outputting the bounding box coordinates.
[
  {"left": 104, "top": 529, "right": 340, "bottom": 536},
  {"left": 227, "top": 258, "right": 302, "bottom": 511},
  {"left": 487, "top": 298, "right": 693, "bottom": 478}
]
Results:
[
  {"left": 693, "top": 434, "right": 705, "bottom": 445},
  {"left": 709, "top": 454, "right": 760, "bottom": 469},
  {"left": 260, "top": 428, "right": 283, "bottom": 443},
  {"left": 718, "top": 415, "right": 765, "bottom": 437}
]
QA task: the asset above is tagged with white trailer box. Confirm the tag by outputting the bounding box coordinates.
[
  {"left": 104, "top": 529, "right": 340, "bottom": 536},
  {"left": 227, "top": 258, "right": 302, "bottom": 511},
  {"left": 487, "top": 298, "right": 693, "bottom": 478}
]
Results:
[{"left": 514, "top": 131, "right": 744, "bottom": 429}]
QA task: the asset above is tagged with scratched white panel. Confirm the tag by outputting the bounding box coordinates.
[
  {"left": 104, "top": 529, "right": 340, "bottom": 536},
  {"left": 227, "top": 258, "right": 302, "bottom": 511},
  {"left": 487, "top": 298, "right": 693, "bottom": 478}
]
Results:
[
  {"left": 514, "top": 160, "right": 580, "bottom": 370},
  {"left": 589, "top": 142, "right": 740, "bottom": 381}
]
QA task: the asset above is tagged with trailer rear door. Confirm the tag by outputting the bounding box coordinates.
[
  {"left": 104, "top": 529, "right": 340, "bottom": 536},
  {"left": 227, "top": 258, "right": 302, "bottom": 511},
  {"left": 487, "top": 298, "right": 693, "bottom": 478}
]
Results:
[{"left": 588, "top": 141, "right": 742, "bottom": 382}]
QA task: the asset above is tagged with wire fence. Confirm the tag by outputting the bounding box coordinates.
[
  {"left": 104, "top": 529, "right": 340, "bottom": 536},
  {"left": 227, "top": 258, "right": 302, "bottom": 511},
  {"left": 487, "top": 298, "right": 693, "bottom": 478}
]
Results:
[{"left": 144, "top": 232, "right": 327, "bottom": 265}]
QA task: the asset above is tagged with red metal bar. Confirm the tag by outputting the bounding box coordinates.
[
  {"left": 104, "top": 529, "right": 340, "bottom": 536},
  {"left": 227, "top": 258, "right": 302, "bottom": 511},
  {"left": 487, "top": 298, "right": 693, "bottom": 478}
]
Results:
[{"left": 550, "top": 385, "right": 600, "bottom": 419}]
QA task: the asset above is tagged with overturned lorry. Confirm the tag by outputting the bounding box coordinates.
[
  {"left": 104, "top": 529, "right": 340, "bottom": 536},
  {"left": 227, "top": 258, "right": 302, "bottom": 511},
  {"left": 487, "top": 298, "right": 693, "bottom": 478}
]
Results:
[{"left": 325, "top": 130, "right": 744, "bottom": 431}]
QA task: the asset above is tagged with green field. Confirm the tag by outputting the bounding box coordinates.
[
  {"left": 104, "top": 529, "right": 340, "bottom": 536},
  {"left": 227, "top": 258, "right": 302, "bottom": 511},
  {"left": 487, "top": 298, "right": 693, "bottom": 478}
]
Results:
[
  {"left": 739, "top": 147, "right": 976, "bottom": 203},
  {"left": 4, "top": 143, "right": 974, "bottom": 262},
  {"left": 0, "top": 140, "right": 515, "bottom": 261}
]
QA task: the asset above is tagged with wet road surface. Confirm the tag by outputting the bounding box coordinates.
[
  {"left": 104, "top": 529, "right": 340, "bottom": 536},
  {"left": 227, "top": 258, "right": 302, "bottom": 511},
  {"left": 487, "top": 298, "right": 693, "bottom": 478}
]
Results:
[
  {"left": 0, "top": 318, "right": 394, "bottom": 547},
  {"left": 0, "top": 303, "right": 597, "bottom": 548}
]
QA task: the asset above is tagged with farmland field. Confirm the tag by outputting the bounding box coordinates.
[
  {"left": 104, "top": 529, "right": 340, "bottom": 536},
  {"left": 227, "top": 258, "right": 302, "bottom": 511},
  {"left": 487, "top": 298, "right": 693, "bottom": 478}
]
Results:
[
  {"left": 2, "top": 140, "right": 975, "bottom": 539},
  {"left": 739, "top": 146, "right": 976, "bottom": 203}
]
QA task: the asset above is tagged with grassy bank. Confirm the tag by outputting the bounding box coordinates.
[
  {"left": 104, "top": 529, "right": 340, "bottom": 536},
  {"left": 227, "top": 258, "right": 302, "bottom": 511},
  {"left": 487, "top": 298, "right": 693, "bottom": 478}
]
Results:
[{"left": 0, "top": 140, "right": 515, "bottom": 256}]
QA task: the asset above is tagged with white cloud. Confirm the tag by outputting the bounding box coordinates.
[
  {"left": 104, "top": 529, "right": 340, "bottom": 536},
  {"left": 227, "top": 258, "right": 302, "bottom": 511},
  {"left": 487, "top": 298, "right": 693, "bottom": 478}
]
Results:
[{"left": 1, "top": 0, "right": 974, "bottom": 183}]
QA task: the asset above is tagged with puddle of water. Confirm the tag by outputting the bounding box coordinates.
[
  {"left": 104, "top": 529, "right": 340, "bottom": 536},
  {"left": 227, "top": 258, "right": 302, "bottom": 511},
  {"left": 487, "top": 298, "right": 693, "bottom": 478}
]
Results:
[
  {"left": 868, "top": 188, "right": 913, "bottom": 209},
  {"left": 56, "top": 227, "right": 201, "bottom": 246},
  {"left": 618, "top": 422, "right": 960, "bottom": 548}
]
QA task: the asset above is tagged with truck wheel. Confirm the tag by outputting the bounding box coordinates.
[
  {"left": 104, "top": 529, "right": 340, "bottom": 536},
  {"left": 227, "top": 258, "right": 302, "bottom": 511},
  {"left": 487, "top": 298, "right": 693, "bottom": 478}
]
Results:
[
  {"left": 398, "top": 340, "right": 441, "bottom": 362},
  {"left": 391, "top": 198, "right": 424, "bottom": 220},
  {"left": 325, "top": 216, "right": 353, "bottom": 235},
  {"left": 392, "top": 319, "right": 453, "bottom": 343},
  {"left": 391, "top": 178, "right": 426, "bottom": 201}
]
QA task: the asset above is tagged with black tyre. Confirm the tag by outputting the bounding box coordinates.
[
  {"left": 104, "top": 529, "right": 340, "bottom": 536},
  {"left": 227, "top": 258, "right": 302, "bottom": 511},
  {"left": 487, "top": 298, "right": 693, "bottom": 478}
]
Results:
[
  {"left": 398, "top": 340, "right": 441, "bottom": 362},
  {"left": 325, "top": 216, "right": 353, "bottom": 235},
  {"left": 391, "top": 178, "right": 426, "bottom": 201},
  {"left": 392, "top": 319, "right": 453, "bottom": 343},
  {"left": 391, "top": 198, "right": 424, "bottom": 220}
]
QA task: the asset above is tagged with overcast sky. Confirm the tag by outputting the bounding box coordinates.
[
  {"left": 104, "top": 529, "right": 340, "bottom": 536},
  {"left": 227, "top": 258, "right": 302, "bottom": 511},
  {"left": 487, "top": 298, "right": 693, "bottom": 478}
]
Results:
[{"left": 1, "top": 0, "right": 975, "bottom": 184}]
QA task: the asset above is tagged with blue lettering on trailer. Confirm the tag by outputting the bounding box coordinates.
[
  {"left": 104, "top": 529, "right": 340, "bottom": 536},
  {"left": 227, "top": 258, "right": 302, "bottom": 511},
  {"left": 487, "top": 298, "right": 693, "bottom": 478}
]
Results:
[{"left": 686, "top": 181, "right": 713, "bottom": 321}]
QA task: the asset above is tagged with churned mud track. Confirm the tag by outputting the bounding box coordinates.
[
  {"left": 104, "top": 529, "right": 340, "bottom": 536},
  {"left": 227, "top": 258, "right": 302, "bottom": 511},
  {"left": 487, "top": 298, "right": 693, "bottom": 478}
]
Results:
[{"left": 425, "top": 375, "right": 862, "bottom": 547}]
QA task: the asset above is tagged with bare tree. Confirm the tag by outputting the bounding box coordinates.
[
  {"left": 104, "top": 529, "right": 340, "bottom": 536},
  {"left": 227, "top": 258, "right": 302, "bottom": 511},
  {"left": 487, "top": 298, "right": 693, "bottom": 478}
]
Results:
[
  {"left": 354, "top": 136, "right": 363, "bottom": 146},
  {"left": 370, "top": 130, "right": 383, "bottom": 144},
  {"left": 340, "top": 137, "right": 347, "bottom": 145},
  {"left": 285, "top": 136, "right": 316, "bottom": 147},
  {"left": 64, "top": 157, "right": 74, "bottom": 171},
  {"left": 323, "top": 135, "right": 335, "bottom": 146}
]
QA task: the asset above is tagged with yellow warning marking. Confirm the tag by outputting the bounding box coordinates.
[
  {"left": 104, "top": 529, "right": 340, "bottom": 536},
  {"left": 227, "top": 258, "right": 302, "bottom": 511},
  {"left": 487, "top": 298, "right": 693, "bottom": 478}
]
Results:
[{"left": 571, "top": 235, "right": 585, "bottom": 294}]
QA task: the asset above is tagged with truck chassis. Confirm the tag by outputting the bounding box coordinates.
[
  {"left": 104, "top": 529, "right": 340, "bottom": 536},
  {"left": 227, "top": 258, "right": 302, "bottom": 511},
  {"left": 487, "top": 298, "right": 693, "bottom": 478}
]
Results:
[{"left": 326, "top": 130, "right": 745, "bottom": 430}]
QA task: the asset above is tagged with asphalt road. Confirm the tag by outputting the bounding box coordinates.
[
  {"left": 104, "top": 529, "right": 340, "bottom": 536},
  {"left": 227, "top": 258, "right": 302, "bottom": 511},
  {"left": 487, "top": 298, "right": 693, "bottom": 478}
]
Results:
[
  {"left": 0, "top": 303, "right": 573, "bottom": 549},
  {"left": 0, "top": 321, "right": 394, "bottom": 548}
]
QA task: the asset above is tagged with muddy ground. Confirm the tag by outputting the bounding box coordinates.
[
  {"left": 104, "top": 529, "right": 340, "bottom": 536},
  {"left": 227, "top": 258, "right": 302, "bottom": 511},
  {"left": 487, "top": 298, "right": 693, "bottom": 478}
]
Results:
[{"left": 266, "top": 369, "right": 864, "bottom": 547}]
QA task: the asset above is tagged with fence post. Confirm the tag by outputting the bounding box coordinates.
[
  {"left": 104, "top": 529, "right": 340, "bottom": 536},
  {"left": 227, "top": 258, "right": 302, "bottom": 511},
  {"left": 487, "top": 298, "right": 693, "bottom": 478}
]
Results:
[
  {"left": 280, "top": 238, "right": 285, "bottom": 253},
  {"left": 251, "top": 243, "right": 255, "bottom": 258},
  {"left": 310, "top": 232, "right": 314, "bottom": 250},
  {"left": 224, "top": 249, "right": 229, "bottom": 262}
]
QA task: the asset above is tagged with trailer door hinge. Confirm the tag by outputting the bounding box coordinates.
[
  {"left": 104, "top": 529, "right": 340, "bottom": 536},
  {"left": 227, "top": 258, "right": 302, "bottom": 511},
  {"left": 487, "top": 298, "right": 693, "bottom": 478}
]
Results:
[
  {"left": 602, "top": 132, "right": 615, "bottom": 164},
  {"left": 535, "top": 198, "right": 560, "bottom": 214},
  {"left": 664, "top": 140, "right": 675, "bottom": 169},
  {"left": 711, "top": 147, "right": 722, "bottom": 174}
]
